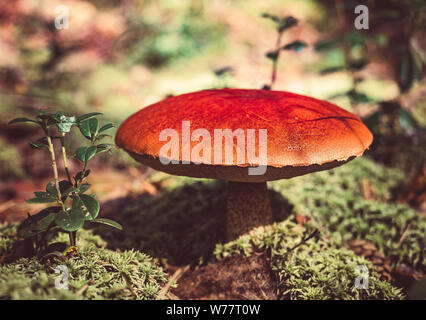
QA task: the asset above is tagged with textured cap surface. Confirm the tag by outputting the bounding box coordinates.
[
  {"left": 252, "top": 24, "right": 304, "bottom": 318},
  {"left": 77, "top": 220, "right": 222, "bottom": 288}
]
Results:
[{"left": 116, "top": 89, "right": 373, "bottom": 182}]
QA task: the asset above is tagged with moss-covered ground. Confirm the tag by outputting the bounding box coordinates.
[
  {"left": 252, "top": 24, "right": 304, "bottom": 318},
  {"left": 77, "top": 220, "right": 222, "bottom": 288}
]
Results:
[
  {"left": 0, "top": 227, "right": 167, "bottom": 300},
  {"left": 0, "top": 156, "right": 424, "bottom": 299}
]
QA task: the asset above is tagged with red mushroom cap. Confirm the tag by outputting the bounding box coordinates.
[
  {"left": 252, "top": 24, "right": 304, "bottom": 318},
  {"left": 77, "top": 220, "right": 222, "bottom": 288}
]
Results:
[{"left": 116, "top": 89, "right": 373, "bottom": 182}]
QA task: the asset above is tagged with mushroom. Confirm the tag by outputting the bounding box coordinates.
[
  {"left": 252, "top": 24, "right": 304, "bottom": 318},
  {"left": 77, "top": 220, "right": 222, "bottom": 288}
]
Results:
[{"left": 115, "top": 89, "right": 373, "bottom": 241}]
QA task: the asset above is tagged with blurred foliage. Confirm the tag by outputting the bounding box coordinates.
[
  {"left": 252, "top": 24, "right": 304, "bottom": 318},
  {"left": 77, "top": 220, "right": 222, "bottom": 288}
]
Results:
[
  {"left": 126, "top": 10, "right": 226, "bottom": 67},
  {"left": 0, "top": 137, "right": 25, "bottom": 180},
  {"left": 314, "top": 0, "right": 426, "bottom": 178},
  {"left": 261, "top": 13, "right": 307, "bottom": 90},
  {"left": 1, "top": 0, "right": 425, "bottom": 175},
  {"left": 315, "top": 0, "right": 426, "bottom": 104}
]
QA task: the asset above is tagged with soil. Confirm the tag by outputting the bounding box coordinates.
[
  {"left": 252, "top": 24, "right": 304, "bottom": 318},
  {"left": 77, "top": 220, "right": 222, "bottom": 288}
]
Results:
[{"left": 171, "top": 251, "right": 278, "bottom": 300}]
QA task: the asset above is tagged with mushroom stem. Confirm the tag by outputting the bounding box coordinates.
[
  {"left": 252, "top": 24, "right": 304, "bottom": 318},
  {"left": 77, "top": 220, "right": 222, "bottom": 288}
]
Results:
[{"left": 226, "top": 181, "right": 273, "bottom": 241}]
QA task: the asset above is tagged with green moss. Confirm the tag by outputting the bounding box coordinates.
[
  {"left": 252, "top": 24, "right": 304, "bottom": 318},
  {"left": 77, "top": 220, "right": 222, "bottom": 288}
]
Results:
[
  {"left": 0, "top": 224, "right": 18, "bottom": 256},
  {"left": 92, "top": 157, "right": 422, "bottom": 300},
  {"left": 270, "top": 157, "right": 405, "bottom": 204},
  {"left": 0, "top": 228, "right": 167, "bottom": 300},
  {"left": 104, "top": 157, "right": 425, "bottom": 270},
  {"left": 270, "top": 158, "right": 426, "bottom": 271},
  {"left": 214, "top": 221, "right": 404, "bottom": 300},
  {"left": 2, "top": 157, "right": 421, "bottom": 300}
]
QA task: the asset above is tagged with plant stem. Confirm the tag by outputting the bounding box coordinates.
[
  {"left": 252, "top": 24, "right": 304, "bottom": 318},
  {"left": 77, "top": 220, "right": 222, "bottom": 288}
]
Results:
[
  {"left": 69, "top": 232, "right": 76, "bottom": 247},
  {"left": 60, "top": 132, "right": 72, "bottom": 184},
  {"left": 45, "top": 131, "right": 65, "bottom": 211},
  {"left": 269, "top": 30, "right": 284, "bottom": 89},
  {"left": 76, "top": 161, "right": 88, "bottom": 188},
  {"left": 44, "top": 125, "right": 74, "bottom": 247}
]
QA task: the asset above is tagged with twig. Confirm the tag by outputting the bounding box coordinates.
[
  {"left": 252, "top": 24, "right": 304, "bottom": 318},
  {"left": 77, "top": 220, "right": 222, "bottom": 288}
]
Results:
[
  {"left": 289, "top": 229, "right": 319, "bottom": 252},
  {"left": 121, "top": 272, "right": 137, "bottom": 298},
  {"left": 397, "top": 223, "right": 411, "bottom": 248},
  {"left": 156, "top": 265, "right": 190, "bottom": 300},
  {"left": 76, "top": 284, "right": 89, "bottom": 296},
  {"left": 76, "top": 280, "right": 94, "bottom": 296},
  {"left": 167, "top": 291, "right": 180, "bottom": 300},
  {"left": 251, "top": 274, "right": 268, "bottom": 299}
]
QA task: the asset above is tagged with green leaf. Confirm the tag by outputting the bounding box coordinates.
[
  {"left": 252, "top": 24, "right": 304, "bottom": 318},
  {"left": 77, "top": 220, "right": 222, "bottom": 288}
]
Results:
[
  {"left": 347, "top": 90, "right": 375, "bottom": 103},
  {"left": 347, "top": 31, "right": 367, "bottom": 48},
  {"left": 79, "top": 183, "right": 91, "bottom": 194},
  {"left": 39, "top": 242, "right": 67, "bottom": 257},
  {"left": 26, "top": 192, "right": 57, "bottom": 204},
  {"left": 96, "top": 134, "right": 112, "bottom": 141},
  {"left": 62, "top": 187, "right": 78, "bottom": 196},
  {"left": 96, "top": 143, "right": 114, "bottom": 154},
  {"left": 79, "top": 121, "right": 92, "bottom": 139},
  {"left": 17, "top": 207, "right": 60, "bottom": 238},
  {"left": 88, "top": 118, "right": 99, "bottom": 137},
  {"left": 72, "top": 194, "right": 100, "bottom": 220},
  {"left": 399, "top": 51, "right": 421, "bottom": 93},
  {"left": 79, "top": 118, "right": 100, "bottom": 141},
  {"left": 56, "top": 121, "right": 75, "bottom": 133},
  {"left": 314, "top": 38, "right": 341, "bottom": 51},
  {"left": 282, "top": 40, "right": 307, "bottom": 52},
  {"left": 364, "top": 110, "right": 382, "bottom": 129},
  {"left": 266, "top": 50, "right": 279, "bottom": 60},
  {"left": 77, "top": 112, "right": 103, "bottom": 122},
  {"left": 75, "top": 147, "right": 88, "bottom": 162},
  {"left": 29, "top": 141, "right": 47, "bottom": 149},
  {"left": 54, "top": 209, "right": 85, "bottom": 232},
  {"left": 74, "top": 146, "right": 97, "bottom": 162},
  {"left": 37, "top": 212, "right": 56, "bottom": 232},
  {"left": 398, "top": 108, "right": 420, "bottom": 131},
  {"left": 261, "top": 13, "right": 298, "bottom": 32},
  {"left": 278, "top": 16, "right": 298, "bottom": 32},
  {"left": 75, "top": 170, "right": 90, "bottom": 181},
  {"left": 99, "top": 123, "right": 114, "bottom": 132},
  {"left": 85, "top": 145, "right": 97, "bottom": 162},
  {"left": 214, "top": 67, "right": 233, "bottom": 77},
  {"left": 261, "top": 13, "right": 280, "bottom": 23},
  {"left": 46, "top": 180, "right": 73, "bottom": 196},
  {"left": 53, "top": 112, "right": 77, "bottom": 133},
  {"left": 8, "top": 118, "right": 39, "bottom": 125},
  {"left": 319, "top": 66, "right": 345, "bottom": 75},
  {"left": 46, "top": 180, "right": 57, "bottom": 195},
  {"left": 92, "top": 218, "right": 122, "bottom": 230},
  {"left": 29, "top": 137, "right": 48, "bottom": 149}
]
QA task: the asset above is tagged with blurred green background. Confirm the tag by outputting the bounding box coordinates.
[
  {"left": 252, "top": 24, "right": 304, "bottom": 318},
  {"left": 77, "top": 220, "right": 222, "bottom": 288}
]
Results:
[{"left": 1, "top": 0, "right": 425, "bottom": 178}]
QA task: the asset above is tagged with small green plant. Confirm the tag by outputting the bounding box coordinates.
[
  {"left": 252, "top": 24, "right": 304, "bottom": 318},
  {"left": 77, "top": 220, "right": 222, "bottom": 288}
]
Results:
[
  {"left": 261, "top": 13, "right": 307, "bottom": 90},
  {"left": 8, "top": 109, "right": 122, "bottom": 253}
]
